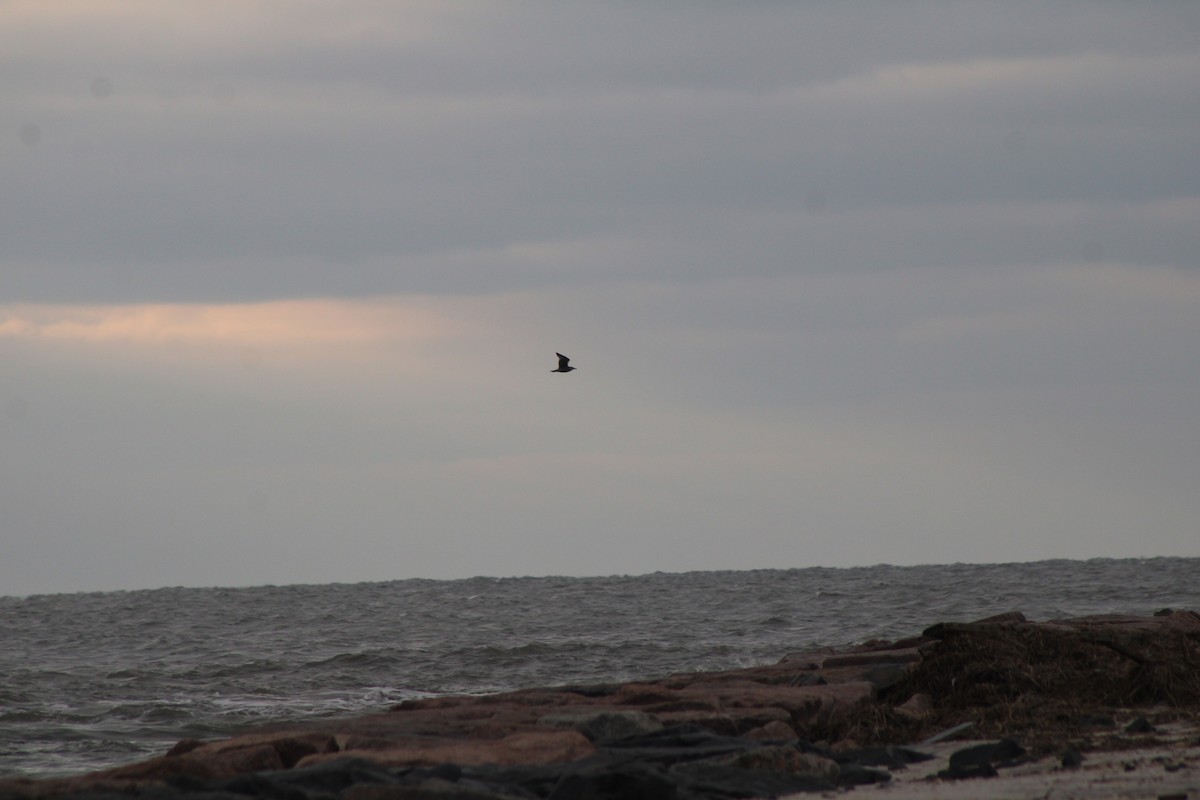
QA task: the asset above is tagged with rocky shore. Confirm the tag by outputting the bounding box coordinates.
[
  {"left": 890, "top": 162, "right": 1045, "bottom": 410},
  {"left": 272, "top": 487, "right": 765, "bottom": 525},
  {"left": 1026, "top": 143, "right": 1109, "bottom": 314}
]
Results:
[{"left": 3, "top": 610, "right": 1198, "bottom": 799}]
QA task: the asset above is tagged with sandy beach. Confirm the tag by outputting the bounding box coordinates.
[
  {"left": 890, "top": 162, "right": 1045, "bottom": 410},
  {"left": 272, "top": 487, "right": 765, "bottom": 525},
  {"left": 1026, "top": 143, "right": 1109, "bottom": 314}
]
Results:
[{"left": 831, "top": 724, "right": 1199, "bottom": 800}]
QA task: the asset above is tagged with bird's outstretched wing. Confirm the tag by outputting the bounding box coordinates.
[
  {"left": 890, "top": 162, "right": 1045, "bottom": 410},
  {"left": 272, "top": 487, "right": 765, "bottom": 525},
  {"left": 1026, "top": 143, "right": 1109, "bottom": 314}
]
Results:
[{"left": 556, "top": 353, "right": 571, "bottom": 370}]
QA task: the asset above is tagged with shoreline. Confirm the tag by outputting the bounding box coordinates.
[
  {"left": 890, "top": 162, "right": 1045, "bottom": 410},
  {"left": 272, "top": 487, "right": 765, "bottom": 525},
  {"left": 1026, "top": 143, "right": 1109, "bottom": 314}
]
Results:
[{"left": 3, "top": 610, "right": 1198, "bottom": 798}]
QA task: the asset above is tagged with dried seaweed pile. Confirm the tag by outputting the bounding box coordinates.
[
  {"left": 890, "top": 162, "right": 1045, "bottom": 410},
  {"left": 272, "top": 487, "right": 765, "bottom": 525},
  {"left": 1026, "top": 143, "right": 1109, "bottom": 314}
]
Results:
[
  {"left": 816, "top": 621, "right": 1200, "bottom": 753},
  {"left": 918, "top": 622, "right": 1200, "bottom": 708}
]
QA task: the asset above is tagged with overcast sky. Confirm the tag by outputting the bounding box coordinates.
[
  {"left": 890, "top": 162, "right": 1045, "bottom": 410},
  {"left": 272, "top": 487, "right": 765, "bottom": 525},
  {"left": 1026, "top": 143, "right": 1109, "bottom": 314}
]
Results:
[{"left": 3, "top": 2, "right": 1198, "bottom": 597}]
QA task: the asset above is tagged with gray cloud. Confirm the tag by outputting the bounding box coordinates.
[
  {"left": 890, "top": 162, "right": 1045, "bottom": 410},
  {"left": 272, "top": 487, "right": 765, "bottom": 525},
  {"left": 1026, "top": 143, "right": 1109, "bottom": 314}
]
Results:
[
  {"left": 4, "top": 4, "right": 1199, "bottom": 302},
  {"left": 2, "top": 2, "right": 1198, "bottom": 595}
]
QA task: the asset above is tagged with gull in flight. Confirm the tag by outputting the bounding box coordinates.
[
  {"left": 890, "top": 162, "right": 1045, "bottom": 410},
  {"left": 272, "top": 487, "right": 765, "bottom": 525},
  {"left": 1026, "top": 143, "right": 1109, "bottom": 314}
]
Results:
[{"left": 551, "top": 353, "right": 576, "bottom": 373}]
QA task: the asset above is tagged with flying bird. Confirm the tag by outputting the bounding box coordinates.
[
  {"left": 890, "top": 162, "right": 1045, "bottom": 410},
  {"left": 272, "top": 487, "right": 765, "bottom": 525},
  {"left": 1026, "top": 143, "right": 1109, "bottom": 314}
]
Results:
[{"left": 552, "top": 353, "right": 576, "bottom": 373}]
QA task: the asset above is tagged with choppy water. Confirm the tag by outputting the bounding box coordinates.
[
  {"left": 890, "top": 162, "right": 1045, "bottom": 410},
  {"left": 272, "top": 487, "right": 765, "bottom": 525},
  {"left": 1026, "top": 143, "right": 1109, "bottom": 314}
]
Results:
[{"left": 2, "top": 558, "right": 1197, "bottom": 779}]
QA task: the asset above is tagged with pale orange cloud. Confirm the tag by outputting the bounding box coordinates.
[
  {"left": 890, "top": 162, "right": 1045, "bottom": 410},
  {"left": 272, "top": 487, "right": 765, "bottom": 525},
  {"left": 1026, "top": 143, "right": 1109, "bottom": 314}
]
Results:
[
  {"left": 0, "top": 299, "right": 446, "bottom": 348},
  {"left": 2, "top": 0, "right": 447, "bottom": 62}
]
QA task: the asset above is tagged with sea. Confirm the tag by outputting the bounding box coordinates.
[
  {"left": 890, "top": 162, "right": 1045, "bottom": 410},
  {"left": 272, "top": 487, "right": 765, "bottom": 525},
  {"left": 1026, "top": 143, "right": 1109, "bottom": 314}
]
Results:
[{"left": 2, "top": 557, "right": 1197, "bottom": 779}]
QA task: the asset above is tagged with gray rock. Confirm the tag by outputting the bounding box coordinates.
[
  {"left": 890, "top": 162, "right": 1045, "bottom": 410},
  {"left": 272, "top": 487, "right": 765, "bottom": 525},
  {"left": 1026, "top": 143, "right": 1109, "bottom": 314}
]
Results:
[
  {"left": 835, "top": 745, "right": 933, "bottom": 769},
  {"left": 669, "top": 762, "right": 835, "bottom": 797},
  {"left": 547, "top": 762, "right": 677, "bottom": 800},
  {"left": 539, "top": 710, "right": 664, "bottom": 743},
  {"left": 1125, "top": 717, "right": 1156, "bottom": 734},
  {"left": 834, "top": 763, "right": 894, "bottom": 787},
  {"left": 940, "top": 739, "right": 1026, "bottom": 779},
  {"left": 215, "top": 756, "right": 399, "bottom": 797},
  {"left": 861, "top": 664, "right": 909, "bottom": 691}
]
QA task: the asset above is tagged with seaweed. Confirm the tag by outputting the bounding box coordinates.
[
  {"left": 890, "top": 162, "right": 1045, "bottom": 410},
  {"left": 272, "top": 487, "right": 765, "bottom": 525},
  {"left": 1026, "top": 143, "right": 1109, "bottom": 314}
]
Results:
[{"left": 805, "top": 622, "right": 1200, "bottom": 754}]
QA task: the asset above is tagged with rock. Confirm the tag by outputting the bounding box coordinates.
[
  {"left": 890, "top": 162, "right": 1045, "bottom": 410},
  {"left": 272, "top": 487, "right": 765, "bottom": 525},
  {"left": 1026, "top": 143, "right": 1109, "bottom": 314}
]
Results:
[
  {"left": 165, "top": 739, "right": 205, "bottom": 757},
  {"left": 1126, "top": 717, "right": 1156, "bottom": 734},
  {"left": 1046, "top": 613, "right": 1189, "bottom": 633},
  {"left": 940, "top": 738, "right": 1026, "bottom": 779},
  {"left": 98, "top": 743, "right": 286, "bottom": 782},
  {"left": 939, "top": 762, "right": 999, "bottom": 779},
  {"left": 819, "top": 648, "right": 923, "bottom": 669},
  {"left": 299, "top": 730, "right": 594, "bottom": 769},
  {"left": 785, "top": 671, "right": 827, "bottom": 687},
  {"left": 834, "top": 762, "right": 894, "bottom": 787},
  {"left": 476, "top": 689, "right": 575, "bottom": 708},
  {"left": 391, "top": 695, "right": 469, "bottom": 712},
  {"left": 743, "top": 720, "right": 798, "bottom": 741},
  {"left": 185, "top": 731, "right": 340, "bottom": 766},
  {"left": 699, "top": 743, "right": 840, "bottom": 783},
  {"left": 500, "top": 728, "right": 843, "bottom": 799},
  {"left": 538, "top": 710, "right": 664, "bottom": 743},
  {"left": 212, "top": 756, "right": 398, "bottom": 798},
  {"left": 972, "top": 611, "right": 1029, "bottom": 625},
  {"left": 836, "top": 744, "right": 933, "bottom": 769},
  {"left": 1061, "top": 748, "right": 1084, "bottom": 768},
  {"left": 600, "top": 725, "right": 759, "bottom": 762},
  {"left": 1155, "top": 610, "right": 1200, "bottom": 632},
  {"left": 557, "top": 683, "right": 621, "bottom": 698},
  {"left": 779, "top": 646, "right": 838, "bottom": 666},
  {"left": 1078, "top": 713, "right": 1117, "bottom": 728},
  {"left": 642, "top": 698, "right": 720, "bottom": 713},
  {"left": 669, "top": 762, "right": 835, "bottom": 796},
  {"left": 344, "top": 777, "right": 512, "bottom": 800},
  {"left": 861, "top": 663, "right": 911, "bottom": 691},
  {"left": 653, "top": 710, "right": 739, "bottom": 736},
  {"left": 340, "top": 735, "right": 417, "bottom": 752},
  {"left": 545, "top": 761, "right": 677, "bottom": 800},
  {"left": 883, "top": 635, "right": 934, "bottom": 650},
  {"left": 677, "top": 680, "right": 875, "bottom": 727},
  {"left": 612, "top": 685, "right": 679, "bottom": 706}
]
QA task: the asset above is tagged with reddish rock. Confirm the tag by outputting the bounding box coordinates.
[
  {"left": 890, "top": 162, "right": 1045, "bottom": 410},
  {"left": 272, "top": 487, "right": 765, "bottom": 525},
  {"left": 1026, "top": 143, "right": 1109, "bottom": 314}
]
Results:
[
  {"left": 1158, "top": 610, "right": 1200, "bottom": 631},
  {"left": 872, "top": 634, "right": 932, "bottom": 650},
  {"left": 779, "top": 645, "right": 838, "bottom": 666},
  {"left": 972, "top": 611, "right": 1029, "bottom": 625},
  {"left": 654, "top": 711, "right": 739, "bottom": 736},
  {"left": 612, "top": 684, "right": 681, "bottom": 705},
  {"left": 297, "top": 729, "right": 594, "bottom": 769},
  {"left": 342, "top": 779, "right": 502, "bottom": 800},
  {"left": 1045, "top": 613, "right": 1185, "bottom": 632},
  {"left": 164, "top": 739, "right": 204, "bottom": 757},
  {"left": 643, "top": 698, "right": 720, "bottom": 713},
  {"left": 744, "top": 720, "right": 800, "bottom": 741},
  {"left": 0, "top": 778, "right": 146, "bottom": 800},
  {"left": 819, "top": 647, "right": 923, "bottom": 668},
  {"left": 729, "top": 706, "right": 793, "bottom": 728},
  {"left": 476, "top": 689, "right": 573, "bottom": 708},
  {"left": 339, "top": 735, "right": 410, "bottom": 752},
  {"left": 187, "top": 731, "right": 340, "bottom": 763},
  {"left": 81, "top": 731, "right": 341, "bottom": 784},
  {"left": 656, "top": 706, "right": 792, "bottom": 736},
  {"left": 672, "top": 681, "right": 874, "bottom": 728},
  {"left": 391, "top": 695, "right": 469, "bottom": 712},
  {"left": 537, "top": 709, "right": 663, "bottom": 742},
  {"left": 101, "top": 744, "right": 284, "bottom": 782},
  {"left": 714, "top": 745, "right": 840, "bottom": 782}
]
